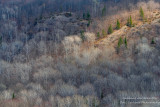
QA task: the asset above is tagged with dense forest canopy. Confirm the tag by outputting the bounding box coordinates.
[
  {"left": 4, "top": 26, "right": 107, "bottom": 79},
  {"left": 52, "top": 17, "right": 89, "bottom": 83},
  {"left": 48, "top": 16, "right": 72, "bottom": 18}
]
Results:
[
  {"left": 0, "top": 0, "right": 156, "bottom": 28},
  {"left": 0, "top": 0, "right": 160, "bottom": 107}
]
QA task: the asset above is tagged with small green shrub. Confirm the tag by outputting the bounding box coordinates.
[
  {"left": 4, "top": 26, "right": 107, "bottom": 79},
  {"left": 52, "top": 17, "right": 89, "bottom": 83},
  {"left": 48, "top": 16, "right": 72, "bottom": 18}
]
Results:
[
  {"left": 108, "top": 25, "right": 113, "bottom": 34},
  {"left": 116, "top": 19, "right": 121, "bottom": 30}
]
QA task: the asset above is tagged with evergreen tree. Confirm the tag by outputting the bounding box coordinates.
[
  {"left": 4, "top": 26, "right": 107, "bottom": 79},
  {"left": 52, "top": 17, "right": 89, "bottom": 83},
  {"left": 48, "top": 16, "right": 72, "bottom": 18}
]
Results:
[
  {"left": 86, "top": 12, "right": 91, "bottom": 20},
  {"left": 108, "top": 25, "right": 113, "bottom": 34},
  {"left": 140, "top": 7, "right": 144, "bottom": 21},
  {"left": 102, "top": 5, "right": 106, "bottom": 17},
  {"left": 87, "top": 20, "right": 91, "bottom": 27},
  {"left": 12, "top": 93, "right": 15, "bottom": 99},
  {"left": 68, "top": 12, "right": 72, "bottom": 17},
  {"left": 39, "top": 15, "right": 43, "bottom": 20},
  {"left": 83, "top": 13, "right": 86, "bottom": 19},
  {"left": 116, "top": 19, "right": 121, "bottom": 29},
  {"left": 130, "top": 15, "right": 133, "bottom": 27},
  {"left": 34, "top": 18, "right": 38, "bottom": 26},
  {"left": 101, "top": 92, "right": 104, "bottom": 99},
  {"left": 127, "top": 16, "right": 133, "bottom": 27},
  {"left": 117, "top": 37, "right": 123, "bottom": 54},
  {"left": 102, "top": 29, "right": 107, "bottom": 37},
  {"left": 124, "top": 37, "right": 127, "bottom": 48},
  {"left": 118, "top": 37, "right": 123, "bottom": 48},
  {"left": 151, "top": 38, "right": 155, "bottom": 44},
  {"left": 80, "top": 31, "right": 85, "bottom": 42},
  {"left": 97, "top": 32, "right": 100, "bottom": 38}
]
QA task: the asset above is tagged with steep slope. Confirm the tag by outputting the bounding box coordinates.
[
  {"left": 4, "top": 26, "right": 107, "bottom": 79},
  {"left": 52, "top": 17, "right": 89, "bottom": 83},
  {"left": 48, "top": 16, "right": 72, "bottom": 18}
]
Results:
[{"left": 94, "top": 10, "right": 160, "bottom": 47}]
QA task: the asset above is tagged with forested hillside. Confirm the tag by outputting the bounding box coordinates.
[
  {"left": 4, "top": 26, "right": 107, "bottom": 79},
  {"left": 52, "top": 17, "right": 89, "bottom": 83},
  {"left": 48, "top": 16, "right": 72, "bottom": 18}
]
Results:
[{"left": 0, "top": 0, "right": 160, "bottom": 107}]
